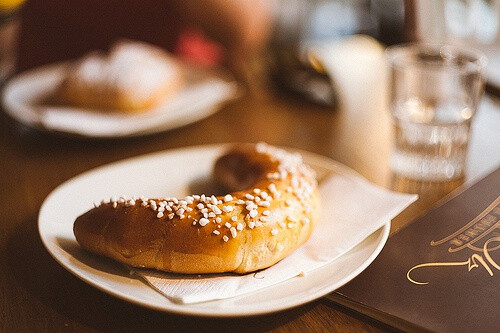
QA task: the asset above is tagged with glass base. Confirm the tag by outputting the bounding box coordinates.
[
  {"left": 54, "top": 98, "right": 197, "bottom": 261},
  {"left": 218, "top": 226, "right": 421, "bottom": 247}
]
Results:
[{"left": 390, "top": 151, "right": 466, "bottom": 181}]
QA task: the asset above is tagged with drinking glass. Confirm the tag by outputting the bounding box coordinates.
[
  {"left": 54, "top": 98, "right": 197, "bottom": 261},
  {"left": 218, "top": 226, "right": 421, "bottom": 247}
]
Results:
[{"left": 387, "top": 43, "right": 487, "bottom": 181}]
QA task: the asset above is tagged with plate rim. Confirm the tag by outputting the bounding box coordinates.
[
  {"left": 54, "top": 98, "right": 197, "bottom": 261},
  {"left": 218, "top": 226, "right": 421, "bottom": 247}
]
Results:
[{"left": 38, "top": 143, "right": 390, "bottom": 317}]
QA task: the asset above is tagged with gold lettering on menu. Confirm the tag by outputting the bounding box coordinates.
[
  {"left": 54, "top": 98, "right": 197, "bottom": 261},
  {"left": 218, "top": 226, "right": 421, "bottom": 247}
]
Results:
[{"left": 407, "top": 196, "right": 500, "bottom": 285}]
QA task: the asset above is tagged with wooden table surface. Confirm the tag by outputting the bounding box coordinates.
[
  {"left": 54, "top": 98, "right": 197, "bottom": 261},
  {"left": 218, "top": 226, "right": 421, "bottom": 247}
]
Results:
[{"left": 1, "top": 58, "right": 499, "bottom": 332}]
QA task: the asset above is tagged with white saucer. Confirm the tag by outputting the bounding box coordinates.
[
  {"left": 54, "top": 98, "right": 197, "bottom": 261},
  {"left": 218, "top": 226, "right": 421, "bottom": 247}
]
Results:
[
  {"left": 2, "top": 62, "right": 238, "bottom": 138},
  {"left": 38, "top": 144, "right": 390, "bottom": 316}
]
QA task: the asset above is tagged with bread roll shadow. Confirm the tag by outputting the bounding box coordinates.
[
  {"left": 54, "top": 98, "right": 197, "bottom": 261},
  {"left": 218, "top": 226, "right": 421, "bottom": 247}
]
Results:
[{"left": 187, "top": 175, "right": 227, "bottom": 198}]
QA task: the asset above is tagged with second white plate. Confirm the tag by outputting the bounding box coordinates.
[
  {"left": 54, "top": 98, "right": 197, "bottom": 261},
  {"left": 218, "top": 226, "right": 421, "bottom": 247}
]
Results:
[{"left": 2, "top": 62, "right": 238, "bottom": 138}]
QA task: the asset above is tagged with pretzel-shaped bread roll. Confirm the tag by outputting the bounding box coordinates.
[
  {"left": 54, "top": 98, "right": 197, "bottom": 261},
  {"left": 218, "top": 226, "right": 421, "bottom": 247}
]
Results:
[{"left": 73, "top": 143, "right": 319, "bottom": 274}]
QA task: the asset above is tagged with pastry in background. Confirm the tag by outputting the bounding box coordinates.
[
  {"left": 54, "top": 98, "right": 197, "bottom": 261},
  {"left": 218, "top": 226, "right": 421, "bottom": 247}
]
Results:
[{"left": 57, "top": 40, "right": 184, "bottom": 112}]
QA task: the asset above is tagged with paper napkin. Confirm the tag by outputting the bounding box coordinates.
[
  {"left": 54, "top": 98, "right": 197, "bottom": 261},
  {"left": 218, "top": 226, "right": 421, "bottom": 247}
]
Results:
[{"left": 134, "top": 172, "right": 417, "bottom": 304}]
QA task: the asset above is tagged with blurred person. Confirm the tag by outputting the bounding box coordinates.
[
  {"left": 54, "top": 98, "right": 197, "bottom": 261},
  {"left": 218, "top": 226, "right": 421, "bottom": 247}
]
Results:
[
  {"left": 17, "top": 0, "right": 273, "bottom": 75},
  {"left": 16, "top": 0, "right": 411, "bottom": 103}
]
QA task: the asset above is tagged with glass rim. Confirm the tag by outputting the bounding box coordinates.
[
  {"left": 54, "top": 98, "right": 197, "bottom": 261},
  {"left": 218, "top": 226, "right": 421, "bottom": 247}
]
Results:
[{"left": 386, "top": 43, "right": 488, "bottom": 75}]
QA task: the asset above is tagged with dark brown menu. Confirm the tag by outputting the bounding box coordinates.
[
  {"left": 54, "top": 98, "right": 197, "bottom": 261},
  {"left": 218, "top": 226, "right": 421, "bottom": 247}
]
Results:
[{"left": 327, "top": 167, "right": 500, "bottom": 333}]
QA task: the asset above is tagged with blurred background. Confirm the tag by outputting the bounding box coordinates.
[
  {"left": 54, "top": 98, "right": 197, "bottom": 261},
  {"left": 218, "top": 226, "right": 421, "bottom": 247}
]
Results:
[{"left": 0, "top": 0, "right": 496, "bottom": 99}]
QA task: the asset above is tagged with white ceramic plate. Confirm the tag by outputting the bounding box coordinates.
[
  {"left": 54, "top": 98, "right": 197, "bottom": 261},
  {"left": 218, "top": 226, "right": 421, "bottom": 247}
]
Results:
[
  {"left": 38, "top": 144, "right": 390, "bottom": 317},
  {"left": 2, "top": 62, "right": 238, "bottom": 138}
]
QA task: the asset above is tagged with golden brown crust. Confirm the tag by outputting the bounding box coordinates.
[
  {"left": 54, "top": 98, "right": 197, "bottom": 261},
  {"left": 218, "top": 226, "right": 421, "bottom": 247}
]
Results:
[
  {"left": 57, "top": 40, "right": 184, "bottom": 112},
  {"left": 73, "top": 143, "right": 319, "bottom": 274}
]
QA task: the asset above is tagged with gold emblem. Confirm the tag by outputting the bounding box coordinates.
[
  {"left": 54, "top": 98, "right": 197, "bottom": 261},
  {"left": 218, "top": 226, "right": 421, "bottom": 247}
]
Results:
[{"left": 407, "top": 196, "right": 500, "bottom": 285}]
